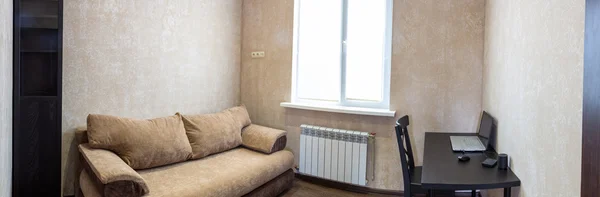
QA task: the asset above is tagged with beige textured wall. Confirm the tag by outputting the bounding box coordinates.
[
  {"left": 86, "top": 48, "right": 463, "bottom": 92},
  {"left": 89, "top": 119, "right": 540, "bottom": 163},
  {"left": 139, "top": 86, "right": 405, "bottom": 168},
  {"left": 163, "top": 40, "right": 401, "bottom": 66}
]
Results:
[
  {"left": 241, "top": 0, "right": 485, "bottom": 190},
  {"left": 483, "top": 0, "right": 584, "bottom": 197},
  {"left": 0, "top": 0, "right": 12, "bottom": 195},
  {"left": 61, "top": 0, "right": 242, "bottom": 195}
]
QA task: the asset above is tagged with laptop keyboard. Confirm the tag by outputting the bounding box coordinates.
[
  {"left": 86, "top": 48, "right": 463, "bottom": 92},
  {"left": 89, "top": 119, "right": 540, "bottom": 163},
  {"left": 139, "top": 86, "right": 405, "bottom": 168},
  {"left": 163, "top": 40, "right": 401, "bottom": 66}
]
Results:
[
  {"left": 451, "top": 136, "right": 485, "bottom": 151},
  {"left": 462, "top": 137, "right": 483, "bottom": 148}
]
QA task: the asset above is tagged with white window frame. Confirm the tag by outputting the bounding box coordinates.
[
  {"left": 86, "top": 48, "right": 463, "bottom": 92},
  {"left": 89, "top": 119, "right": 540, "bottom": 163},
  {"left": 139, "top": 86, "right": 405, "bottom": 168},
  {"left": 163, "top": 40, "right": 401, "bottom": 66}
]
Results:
[{"left": 291, "top": 0, "right": 393, "bottom": 110}]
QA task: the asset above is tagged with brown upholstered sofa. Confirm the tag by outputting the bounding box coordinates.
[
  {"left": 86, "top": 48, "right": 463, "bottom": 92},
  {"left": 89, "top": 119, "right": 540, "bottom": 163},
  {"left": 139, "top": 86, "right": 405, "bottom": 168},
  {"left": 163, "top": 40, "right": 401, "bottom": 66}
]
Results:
[{"left": 76, "top": 106, "right": 295, "bottom": 197}]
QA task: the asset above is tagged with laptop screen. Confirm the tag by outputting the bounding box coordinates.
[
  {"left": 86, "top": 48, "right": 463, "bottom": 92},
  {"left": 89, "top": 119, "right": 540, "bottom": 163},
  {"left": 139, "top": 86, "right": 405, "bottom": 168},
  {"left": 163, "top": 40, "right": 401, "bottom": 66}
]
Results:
[{"left": 478, "top": 111, "right": 494, "bottom": 149}]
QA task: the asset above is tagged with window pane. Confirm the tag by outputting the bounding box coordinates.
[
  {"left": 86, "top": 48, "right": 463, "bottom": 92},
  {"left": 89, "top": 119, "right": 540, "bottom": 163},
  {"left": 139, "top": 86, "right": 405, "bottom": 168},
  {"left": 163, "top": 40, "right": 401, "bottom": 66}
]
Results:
[
  {"left": 296, "top": 0, "right": 342, "bottom": 101},
  {"left": 345, "top": 0, "right": 387, "bottom": 102}
]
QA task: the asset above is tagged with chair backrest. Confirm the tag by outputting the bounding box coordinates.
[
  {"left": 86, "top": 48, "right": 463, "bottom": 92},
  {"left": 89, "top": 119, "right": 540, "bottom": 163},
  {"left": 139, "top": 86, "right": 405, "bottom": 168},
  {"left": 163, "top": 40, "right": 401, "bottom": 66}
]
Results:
[{"left": 395, "top": 115, "right": 416, "bottom": 187}]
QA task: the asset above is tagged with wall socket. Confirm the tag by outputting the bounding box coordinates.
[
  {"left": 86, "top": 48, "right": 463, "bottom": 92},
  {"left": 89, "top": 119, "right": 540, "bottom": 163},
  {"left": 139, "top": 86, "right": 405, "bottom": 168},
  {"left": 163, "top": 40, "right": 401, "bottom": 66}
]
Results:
[{"left": 251, "top": 51, "right": 265, "bottom": 58}]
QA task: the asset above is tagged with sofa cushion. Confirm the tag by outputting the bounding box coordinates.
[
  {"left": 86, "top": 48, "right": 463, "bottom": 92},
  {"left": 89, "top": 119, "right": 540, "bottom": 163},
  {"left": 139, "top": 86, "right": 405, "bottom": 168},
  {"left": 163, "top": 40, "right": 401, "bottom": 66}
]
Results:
[
  {"left": 137, "top": 148, "right": 294, "bottom": 197},
  {"left": 87, "top": 114, "right": 193, "bottom": 170},
  {"left": 224, "top": 105, "right": 252, "bottom": 129},
  {"left": 180, "top": 106, "right": 251, "bottom": 159}
]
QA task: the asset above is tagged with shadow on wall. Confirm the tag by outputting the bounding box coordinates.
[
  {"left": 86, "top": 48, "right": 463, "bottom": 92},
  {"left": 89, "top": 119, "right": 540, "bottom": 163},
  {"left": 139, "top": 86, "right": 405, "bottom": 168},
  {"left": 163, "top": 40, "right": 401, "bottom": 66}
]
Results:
[{"left": 62, "top": 127, "right": 86, "bottom": 195}]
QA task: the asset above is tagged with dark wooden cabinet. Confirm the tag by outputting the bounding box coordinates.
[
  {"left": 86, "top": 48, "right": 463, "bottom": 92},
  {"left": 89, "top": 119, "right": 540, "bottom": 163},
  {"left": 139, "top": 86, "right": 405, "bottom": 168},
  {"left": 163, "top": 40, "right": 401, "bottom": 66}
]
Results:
[
  {"left": 583, "top": 1, "right": 600, "bottom": 196},
  {"left": 12, "top": 0, "right": 62, "bottom": 196}
]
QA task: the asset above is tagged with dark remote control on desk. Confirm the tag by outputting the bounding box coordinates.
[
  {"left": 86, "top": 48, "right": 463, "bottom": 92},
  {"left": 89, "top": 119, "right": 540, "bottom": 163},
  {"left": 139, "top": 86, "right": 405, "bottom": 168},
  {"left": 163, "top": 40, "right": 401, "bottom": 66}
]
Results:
[{"left": 482, "top": 158, "right": 497, "bottom": 168}]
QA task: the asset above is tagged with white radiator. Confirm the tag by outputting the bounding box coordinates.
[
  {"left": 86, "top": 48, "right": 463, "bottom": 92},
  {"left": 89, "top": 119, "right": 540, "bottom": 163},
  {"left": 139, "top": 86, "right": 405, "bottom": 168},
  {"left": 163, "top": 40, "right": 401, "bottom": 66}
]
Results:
[{"left": 299, "top": 125, "right": 370, "bottom": 186}]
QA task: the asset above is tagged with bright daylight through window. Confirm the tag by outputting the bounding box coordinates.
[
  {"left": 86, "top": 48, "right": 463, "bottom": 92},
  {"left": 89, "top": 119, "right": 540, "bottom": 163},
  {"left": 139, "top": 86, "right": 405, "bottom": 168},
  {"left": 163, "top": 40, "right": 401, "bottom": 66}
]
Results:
[{"left": 293, "top": 0, "right": 392, "bottom": 109}]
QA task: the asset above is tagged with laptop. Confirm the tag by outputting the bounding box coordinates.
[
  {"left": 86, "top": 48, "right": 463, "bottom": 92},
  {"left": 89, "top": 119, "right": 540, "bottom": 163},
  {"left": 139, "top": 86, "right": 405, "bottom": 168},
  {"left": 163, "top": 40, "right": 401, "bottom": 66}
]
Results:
[{"left": 450, "top": 111, "right": 494, "bottom": 152}]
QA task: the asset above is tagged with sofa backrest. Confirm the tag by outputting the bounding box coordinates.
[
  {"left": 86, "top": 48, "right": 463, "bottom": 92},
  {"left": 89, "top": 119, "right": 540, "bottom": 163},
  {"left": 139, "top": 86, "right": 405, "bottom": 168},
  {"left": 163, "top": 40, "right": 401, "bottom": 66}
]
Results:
[
  {"left": 179, "top": 105, "right": 252, "bottom": 159},
  {"left": 86, "top": 114, "right": 193, "bottom": 170}
]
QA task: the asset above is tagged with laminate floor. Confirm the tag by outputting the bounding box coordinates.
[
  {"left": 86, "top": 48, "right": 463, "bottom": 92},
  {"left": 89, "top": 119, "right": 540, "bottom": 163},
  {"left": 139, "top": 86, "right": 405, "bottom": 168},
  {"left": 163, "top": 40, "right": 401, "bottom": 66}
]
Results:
[
  {"left": 279, "top": 179, "right": 479, "bottom": 197},
  {"left": 279, "top": 179, "right": 395, "bottom": 197}
]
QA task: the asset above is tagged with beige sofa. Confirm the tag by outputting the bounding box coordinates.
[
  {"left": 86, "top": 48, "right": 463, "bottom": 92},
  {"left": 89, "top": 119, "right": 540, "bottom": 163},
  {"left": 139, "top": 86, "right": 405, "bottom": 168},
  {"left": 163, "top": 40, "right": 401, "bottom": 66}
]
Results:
[{"left": 76, "top": 106, "right": 295, "bottom": 197}]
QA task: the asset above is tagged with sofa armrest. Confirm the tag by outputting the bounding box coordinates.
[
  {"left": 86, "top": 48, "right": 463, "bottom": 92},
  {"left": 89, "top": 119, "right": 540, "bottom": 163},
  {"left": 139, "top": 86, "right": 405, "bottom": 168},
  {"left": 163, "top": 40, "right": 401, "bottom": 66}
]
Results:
[
  {"left": 79, "top": 144, "right": 149, "bottom": 197},
  {"left": 242, "top": 124, "right": 287, "bottom": 154}
]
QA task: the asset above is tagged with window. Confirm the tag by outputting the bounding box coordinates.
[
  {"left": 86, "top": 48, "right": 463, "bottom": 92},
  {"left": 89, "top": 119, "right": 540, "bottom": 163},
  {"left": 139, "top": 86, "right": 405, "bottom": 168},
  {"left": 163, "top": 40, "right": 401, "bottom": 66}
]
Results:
[{"left": 292, "top": 0, "right": 393, "bottom": 109}]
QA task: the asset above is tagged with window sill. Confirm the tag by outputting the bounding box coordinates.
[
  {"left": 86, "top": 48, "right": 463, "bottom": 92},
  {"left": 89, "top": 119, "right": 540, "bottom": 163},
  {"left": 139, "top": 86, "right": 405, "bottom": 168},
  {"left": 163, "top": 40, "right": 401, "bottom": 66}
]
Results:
[{"left": 280, "top": 102, "right": 396, "bottom": 117}]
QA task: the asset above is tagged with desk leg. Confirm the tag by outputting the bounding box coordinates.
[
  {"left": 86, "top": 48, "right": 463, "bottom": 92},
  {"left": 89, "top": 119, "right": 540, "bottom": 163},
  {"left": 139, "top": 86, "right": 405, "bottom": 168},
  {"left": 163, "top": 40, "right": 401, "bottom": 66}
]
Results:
[
  {"left": 428, "top": 190, "right": 434, "bottom": 197},
  {"left": 504, "top": 187, "right": 511, "bottom": 197},
  {"left": 471, "top": 190, "right": 476, "bottom": 197}
]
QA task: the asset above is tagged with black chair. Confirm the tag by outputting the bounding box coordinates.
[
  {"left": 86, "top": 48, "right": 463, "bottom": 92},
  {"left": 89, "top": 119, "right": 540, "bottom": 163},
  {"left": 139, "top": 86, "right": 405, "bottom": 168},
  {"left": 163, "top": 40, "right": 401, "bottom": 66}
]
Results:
[
  {"left": 395, "top": 115, "right": 429, "bottom": 197},
  {"left": 395, "top": 115, "right": 477, "bottom": 197}
]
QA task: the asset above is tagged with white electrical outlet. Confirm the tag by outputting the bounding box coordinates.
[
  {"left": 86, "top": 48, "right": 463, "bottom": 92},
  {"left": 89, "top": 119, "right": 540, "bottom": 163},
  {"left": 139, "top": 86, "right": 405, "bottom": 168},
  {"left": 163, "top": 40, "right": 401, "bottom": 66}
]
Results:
[{"left": 251, "top": 51, "right": 265, "bottom": 58}]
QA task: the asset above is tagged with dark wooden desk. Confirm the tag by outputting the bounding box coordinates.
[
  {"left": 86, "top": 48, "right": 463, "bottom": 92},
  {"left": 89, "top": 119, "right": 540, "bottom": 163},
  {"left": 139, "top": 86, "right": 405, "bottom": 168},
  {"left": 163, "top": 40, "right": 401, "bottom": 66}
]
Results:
[{"left": 421, "top": 133, "right": 521, "bottom": 197}]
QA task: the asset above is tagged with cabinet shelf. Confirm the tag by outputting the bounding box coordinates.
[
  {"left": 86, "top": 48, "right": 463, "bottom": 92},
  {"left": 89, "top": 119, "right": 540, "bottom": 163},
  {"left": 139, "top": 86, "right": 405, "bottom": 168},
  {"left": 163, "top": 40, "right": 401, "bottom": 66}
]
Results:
[
  {"left": 19, "top": 52, "right": 58, "bottom": 97},
  {"left": 21, "top": 0, "right": 58, "bottom": 2},
  {"left": 20, "top": 16, "right": 58, "bottom": 29},
  {"left": 20, "top": 28, "right": 58, "bottom": 51},
  {"left": 21, "top": 96, "right": 57, "bottom": 100},
  {"left": 21, "top": 50, "right": 58, "bottom": 53},
  {"left": 21, "top": 15, "right": 57, "bottom": 18},
  {"left": 20, "top": 0, "right": 59, "bottom": 21}
]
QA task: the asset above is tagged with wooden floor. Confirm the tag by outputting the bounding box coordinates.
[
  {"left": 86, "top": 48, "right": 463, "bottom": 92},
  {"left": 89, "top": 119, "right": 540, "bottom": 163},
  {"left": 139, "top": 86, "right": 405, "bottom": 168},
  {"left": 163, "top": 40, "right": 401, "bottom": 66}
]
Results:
[
  {"left": 279, "top": 179, "right": 395, "bottom": 197},
  {"left": 279, "top": 179, "right": 479, "bottom": 197}
]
